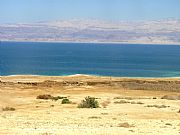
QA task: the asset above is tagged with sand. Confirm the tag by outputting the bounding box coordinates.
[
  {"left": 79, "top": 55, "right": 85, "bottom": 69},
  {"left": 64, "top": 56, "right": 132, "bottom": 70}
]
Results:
[{"left": 0, "top": 75, "right": 180, "bottom": 135}]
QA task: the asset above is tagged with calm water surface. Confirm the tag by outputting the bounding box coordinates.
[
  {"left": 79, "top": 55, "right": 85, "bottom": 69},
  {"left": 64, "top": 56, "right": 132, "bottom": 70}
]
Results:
[{"left": 0, "top": 41, "right": 180, "bottom": 77}]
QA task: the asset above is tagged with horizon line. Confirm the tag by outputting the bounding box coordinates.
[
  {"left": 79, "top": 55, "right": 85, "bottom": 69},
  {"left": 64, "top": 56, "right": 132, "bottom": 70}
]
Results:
[{"left": 1, "top": 18, "right": 180, "bottom": 24}]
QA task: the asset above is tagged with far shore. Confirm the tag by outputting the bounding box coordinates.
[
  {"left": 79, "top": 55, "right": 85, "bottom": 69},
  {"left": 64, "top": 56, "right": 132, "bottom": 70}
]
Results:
[
  {"left": 1, "top": 40, "right": 180, "bottom": 46},
  {"left": 1, "top": 74, "right": 180, "bottom": 80},
  {"left": 1, "top": 74, "right": 180, "bottom": 79},
  {"left": 1, "top": 74, "right": 180, "bottom": 92}
]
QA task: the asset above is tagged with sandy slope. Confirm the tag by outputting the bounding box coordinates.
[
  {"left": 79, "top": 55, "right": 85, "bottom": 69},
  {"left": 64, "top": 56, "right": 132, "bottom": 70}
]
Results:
[{"left": 0, "top": 75, "right": 180, "bottom": 135}]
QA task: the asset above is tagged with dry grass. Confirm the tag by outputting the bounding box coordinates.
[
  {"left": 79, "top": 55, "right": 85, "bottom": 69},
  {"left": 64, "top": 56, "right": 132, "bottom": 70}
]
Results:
[
  {"left": 114, "top": 97, "right": 133, "bottom": 100},
  {"left": 145, "top": 105, "right": 170, "bottom": 108},
  {"left": 130, "top": 101, "right": 144, "bottom": 105},
  {"left": 88, "top": 116, "right": 102, "bottom": 119},
  {"left": 114, "top": 100, "right": 130, "bottom": 104},
  {"left": 118, "top": 122, "right": 135, "bottom": 128},
  {"left": 114, "top": 100, "right": 144, "bottom": 105},
  {"left": 100, "top": 100, "right": 111, "bottom": 108},
  {"left": 161, "top": 95, "right": 180, "bottom": 100},
  {"left": 101, "top": 113, "right": 108, "bottom": 115},
  {"left": 114, "top": 96, "right": 151, "bottom": 100}
]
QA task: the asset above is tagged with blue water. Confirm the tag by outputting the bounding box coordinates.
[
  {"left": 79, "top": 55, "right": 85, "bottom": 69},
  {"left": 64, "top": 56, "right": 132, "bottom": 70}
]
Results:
[{"left": 0, "top": 41, "right": 180, "bottom": 77}]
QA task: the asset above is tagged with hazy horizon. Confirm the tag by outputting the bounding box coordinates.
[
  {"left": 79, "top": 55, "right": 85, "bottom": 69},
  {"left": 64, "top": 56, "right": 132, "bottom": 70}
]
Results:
[
  {"left": 0, "top": 0, "right": 180, "bottom": 23},
  {"left": 1, "top": 18, "right": 180, "bottom": 25}
]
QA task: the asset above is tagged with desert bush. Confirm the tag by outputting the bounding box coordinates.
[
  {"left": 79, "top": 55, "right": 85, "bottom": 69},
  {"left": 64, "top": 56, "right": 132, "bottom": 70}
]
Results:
[
  {"left": 52, "top": 96, "right": 67, "bottom": 101},
  {"left": 165, "top": 123, "right": 172, "bottom": 126},
  {"left": 78, "top": 96, "right": 99, "bottom": 108},
  {"left": 61, "top": 98, "right": 71, "bottom": 104},
  {"left": 36, "top": 94, "right": 52, "bottom": 100},
  {"left": 2, "top": 107, "right": 15, "bottom": 111}
]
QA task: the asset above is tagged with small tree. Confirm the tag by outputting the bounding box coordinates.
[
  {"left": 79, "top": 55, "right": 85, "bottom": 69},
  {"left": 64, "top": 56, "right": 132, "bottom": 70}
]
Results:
[{"left": 78, "top": 96, "right": 99, "bottom": 108}]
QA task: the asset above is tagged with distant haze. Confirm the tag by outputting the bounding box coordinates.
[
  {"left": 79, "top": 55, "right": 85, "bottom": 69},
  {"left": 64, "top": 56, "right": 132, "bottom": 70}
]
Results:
[{"left": 0, "top": 19, "right": 180, "bottom": 44}]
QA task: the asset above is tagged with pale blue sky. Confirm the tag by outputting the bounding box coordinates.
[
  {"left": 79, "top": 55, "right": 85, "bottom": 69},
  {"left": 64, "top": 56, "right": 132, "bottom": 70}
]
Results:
[{"left": 0, "top": 0, "right": 180, "bottom": 23}]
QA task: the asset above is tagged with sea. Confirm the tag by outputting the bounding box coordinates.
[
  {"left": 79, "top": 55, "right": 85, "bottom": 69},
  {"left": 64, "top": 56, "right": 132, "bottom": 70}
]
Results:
[{"left": 0, "top": 41, "right": 180, "bottom": 77}]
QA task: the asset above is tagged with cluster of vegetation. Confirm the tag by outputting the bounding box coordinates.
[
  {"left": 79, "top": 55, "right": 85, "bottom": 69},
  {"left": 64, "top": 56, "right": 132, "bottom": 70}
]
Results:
[
  {"left": 36, "top": 94, "right": 72, "bottom": 104},
  {"left": 52, "top": 96, "right": 67, "bottom": 101},
  {"left": 78, "top": 96, "right": 99, "bottom": 108},
  {"left": 36, "top": 94, "right": 53, "bottom": 100},
  {"left": 2, "top": 107, "right": 16, "bottom": 111},
  {"left": 36, "top": 95, "right": 100, "bottom": 107},
  {"left": 145, "top": 104, "right": 170, "bottom": 108},
  {"left": 114, "top": 100, "right": 144, "bottom": 105},
  {"left": 36, "top": 94, "right": 67, "bottom": 101}
]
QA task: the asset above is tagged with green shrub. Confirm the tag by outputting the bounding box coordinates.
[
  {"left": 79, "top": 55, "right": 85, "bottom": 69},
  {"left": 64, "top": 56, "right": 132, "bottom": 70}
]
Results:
[
  {"left": 78, "top": 96, "right": 99, "bottom": 108},
  {"left": 61, "top": 98, "right": 71, "bottom": 104},
  {"left": 2, "top": 107, "right": 15, "bottom": 111}
]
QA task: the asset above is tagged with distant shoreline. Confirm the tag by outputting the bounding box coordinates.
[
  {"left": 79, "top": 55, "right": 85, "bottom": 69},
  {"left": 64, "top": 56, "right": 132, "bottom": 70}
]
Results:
[
  {"left": 1, "top": 74, "right": 180, "bottom": 79},
  {"left": 1, "top": 40, "right": 180, "bottom": 46},
  {"left": 1, "top": 74, "right": 180, "bottom": 92}
]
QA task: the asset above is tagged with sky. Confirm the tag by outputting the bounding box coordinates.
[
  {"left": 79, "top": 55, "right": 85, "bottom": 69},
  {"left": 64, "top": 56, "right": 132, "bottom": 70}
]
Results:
[{"left": 0, "top": 0, "right": 180, "bottom": 23}]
